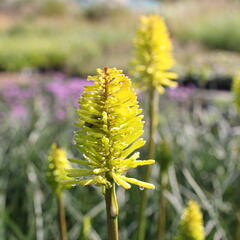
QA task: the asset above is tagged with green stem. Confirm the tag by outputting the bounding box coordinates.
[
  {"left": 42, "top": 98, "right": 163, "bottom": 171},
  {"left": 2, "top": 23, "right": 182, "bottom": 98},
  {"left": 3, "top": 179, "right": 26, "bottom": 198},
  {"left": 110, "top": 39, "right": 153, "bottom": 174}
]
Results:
[
  {"left": 57, "top": 191, "right": 68, "bottom": 240},
  {"left": 235, "top": 211, "right": 240, "bottom": 240},
  {"left": 157, "top": 172, "right": 168, "bottom": 240},
  {"left": 137, "top": 87, "right": 158, "bottom": 240},
  {"left": 81, "top": 216, "right": 91, "bottom": 240},
  {"left": 105, "top": 182, "right": 119, "bottom": 240}
]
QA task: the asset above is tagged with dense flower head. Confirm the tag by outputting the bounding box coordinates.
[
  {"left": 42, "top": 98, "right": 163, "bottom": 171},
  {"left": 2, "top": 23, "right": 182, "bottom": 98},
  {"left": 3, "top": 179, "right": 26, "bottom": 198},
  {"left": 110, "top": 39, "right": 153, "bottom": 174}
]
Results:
[
  {"left": 64, "top": 67, "right": 155, "bottom": 190},
  {"left": 176, "top": 201, "right": 205, "bottom": 240},
  {"left": 47, "top": 144, "right": 73, "bottom": 193},
  {"left": 131, "top": 15, "right": 177, "bottom": 93},
  {"left": 232, "top": 71, "right": 240, "bottom": 113}
]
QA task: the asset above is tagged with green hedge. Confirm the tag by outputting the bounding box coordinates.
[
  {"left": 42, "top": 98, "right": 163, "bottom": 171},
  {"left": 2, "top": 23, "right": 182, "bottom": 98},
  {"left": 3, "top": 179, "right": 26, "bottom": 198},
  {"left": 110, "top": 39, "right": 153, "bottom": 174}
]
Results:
[
  {"left": 0, "top": 20, "right": 134, "bottom": 75},
  {"left": 174, "top": 12, "right": 240, "bottom": 52}
]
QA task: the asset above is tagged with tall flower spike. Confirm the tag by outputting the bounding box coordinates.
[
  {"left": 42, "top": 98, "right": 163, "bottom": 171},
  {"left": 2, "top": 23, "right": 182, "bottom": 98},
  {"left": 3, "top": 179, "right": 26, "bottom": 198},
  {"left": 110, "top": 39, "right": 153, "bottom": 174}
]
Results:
[
  {"left": 131, "top": 15, "right": 177, "bottom": 93},
  {"left": 47, "top": 144, "right": 73, "bottom": 193},
  {"left": 232, "top": 71, "right": 240, "bottom": 113},
  {"left": 175, "top": 201, "right": 205, "bottom": 240},
  {"left": 64, "top": 67, "right": 155, "bottom": 190}
]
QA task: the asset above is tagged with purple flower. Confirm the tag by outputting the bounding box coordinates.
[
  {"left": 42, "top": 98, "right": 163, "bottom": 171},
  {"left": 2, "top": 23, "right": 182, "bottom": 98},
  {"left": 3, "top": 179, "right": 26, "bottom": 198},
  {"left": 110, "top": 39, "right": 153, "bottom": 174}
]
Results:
[
  {"left": 167, "top": 85, "right": 195, "bottom": 102},
  {"left": 0, "top": 74, "right": 93, "bottom": 122},
  {"left": 46, "top": 79, "right": 67, "bottom": 104},
  {"left": 46, "top": 77, "right": 92, "bottom": 107},
  {"left": 55, "top": 109, "right": 66, "bottom": 120},
  {"left": 2, "top": 83, "right": 34, "bottom": 104},
  {"left": 53, "top": 72, "right": 65, "bottom": 81},
  {"left": 11, "top": 104, "right": 27, "bottom": 118},
  {"left": 68, "top": 78, "right": 90, "bottom": 106}
]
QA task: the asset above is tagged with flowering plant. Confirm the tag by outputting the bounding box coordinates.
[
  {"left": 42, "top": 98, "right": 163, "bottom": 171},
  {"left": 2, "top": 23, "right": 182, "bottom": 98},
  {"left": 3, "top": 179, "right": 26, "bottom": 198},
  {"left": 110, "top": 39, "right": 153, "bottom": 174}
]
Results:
[{"left": 64, "top": 67, "right": 155, "bottom": 191}]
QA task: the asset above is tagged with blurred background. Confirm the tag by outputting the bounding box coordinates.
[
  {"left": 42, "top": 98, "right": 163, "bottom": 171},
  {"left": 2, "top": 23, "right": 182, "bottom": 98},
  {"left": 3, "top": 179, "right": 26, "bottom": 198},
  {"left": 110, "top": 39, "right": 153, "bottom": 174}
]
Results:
[{"left": 0, "top": 0, "right": 240, "bottom": 239}]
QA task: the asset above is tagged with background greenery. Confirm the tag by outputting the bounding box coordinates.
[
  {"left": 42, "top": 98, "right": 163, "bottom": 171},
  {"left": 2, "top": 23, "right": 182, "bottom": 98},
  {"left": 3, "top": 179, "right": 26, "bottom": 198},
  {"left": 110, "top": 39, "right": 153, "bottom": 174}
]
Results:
[{"left": 0, "top": 0, "right": 240, "bottom": 78}]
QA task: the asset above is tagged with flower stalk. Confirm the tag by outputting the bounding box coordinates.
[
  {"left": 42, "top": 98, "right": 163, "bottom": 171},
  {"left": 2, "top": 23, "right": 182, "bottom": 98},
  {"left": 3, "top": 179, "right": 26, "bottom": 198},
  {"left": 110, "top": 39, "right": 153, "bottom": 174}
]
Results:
[
  {"left": 157, "top": 140, "right": 172, "bottom": 240},
  {"left": 157, "top": 172, "right": 168, "bottom": 240},
  {"left": 105, "top": 180, "right": 119, "bottom": 240},
  {"left": 81, "top": 216, "right": 91, "bottom": 240},
  {"left": 137, "top": 87, "right": 158, "bottom": 240},
  {"left": 57, "top": 191, "right": 68, "bottom": 240}
]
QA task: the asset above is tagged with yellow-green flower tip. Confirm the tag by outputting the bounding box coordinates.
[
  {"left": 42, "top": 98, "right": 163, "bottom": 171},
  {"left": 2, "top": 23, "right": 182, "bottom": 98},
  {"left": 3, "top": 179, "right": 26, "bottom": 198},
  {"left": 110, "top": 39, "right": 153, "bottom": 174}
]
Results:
[
  {"left": 131, "top": 15, "right": 178, "bottom": 93},
  {"left": 175, "top": 201, "right": 205, "bottom": 240},
  {"left": 47, "top": 144, "right": 73, "bottom": 192},
  {"left": 232, "top": 71, "right": 240, "bottom": 113},
  {"left": 65, "top": 67, "right": 155, "bottom": 190}
]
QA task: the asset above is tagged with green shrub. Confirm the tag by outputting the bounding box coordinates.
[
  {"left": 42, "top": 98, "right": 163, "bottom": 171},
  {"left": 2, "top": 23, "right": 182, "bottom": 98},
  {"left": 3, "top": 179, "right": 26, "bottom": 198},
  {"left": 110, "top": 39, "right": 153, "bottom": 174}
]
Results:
[
  {"left": 39, "top": 0, "right": 68, "bottom": 16},
  {"left": 83, "top": 3, "right": 130, "bottom": 21},
  {"left": 0, "top": 21, "right": 134, "bottom": 74},
  {"left": 0, "top": 36, "right": 66, "bottom": 71},
  {"left": 174, "top": 12, "right": 240, "bottom": 52}
]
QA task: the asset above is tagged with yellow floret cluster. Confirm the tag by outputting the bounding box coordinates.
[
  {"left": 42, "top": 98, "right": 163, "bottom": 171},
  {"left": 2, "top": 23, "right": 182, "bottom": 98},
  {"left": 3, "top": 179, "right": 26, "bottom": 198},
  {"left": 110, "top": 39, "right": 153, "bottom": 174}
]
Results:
[
  {"left": 47, "top": 144, "right": 73, "bottom": 193},
  {"left": 176, "top": 201, "right": 205, "bottom": 240},
  {"left": 131, "top": 15, "right": 177, "bottom": 93},
  {"left": 63, "top": 67, "right": 155, "bottom": 191}
]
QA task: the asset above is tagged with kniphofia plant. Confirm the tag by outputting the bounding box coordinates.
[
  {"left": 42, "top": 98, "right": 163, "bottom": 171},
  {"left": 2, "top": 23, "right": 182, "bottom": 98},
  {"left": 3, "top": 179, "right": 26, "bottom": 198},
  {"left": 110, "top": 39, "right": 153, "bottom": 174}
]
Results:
[
  {"left": 131, "top": 15, "right": 177, "bottom": 240},
  {"left": 63, "top": 67, "right": 155, "bottom": 240},
  {"left": 47, "top": 144, "right": 72, "bottom": 240}
]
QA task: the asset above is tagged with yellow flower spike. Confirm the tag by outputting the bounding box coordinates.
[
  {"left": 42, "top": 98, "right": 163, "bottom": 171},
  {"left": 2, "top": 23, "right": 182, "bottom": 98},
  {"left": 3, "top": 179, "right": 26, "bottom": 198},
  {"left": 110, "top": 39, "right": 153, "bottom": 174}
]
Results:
[
  {"left": 131, "top": 15, "right": 178, "bottom": 92},
  {"left": 64, "top": 67, "right": 155, "bottom": 190},
  {"left": 175, "top": 201, "right": 205, "bottom": 240},
  {"left": 47, "top": 144, "right": 73, "bottom": 193},
  {"left": 232, "top": 71, "right": 240, "bottom": 113}
]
